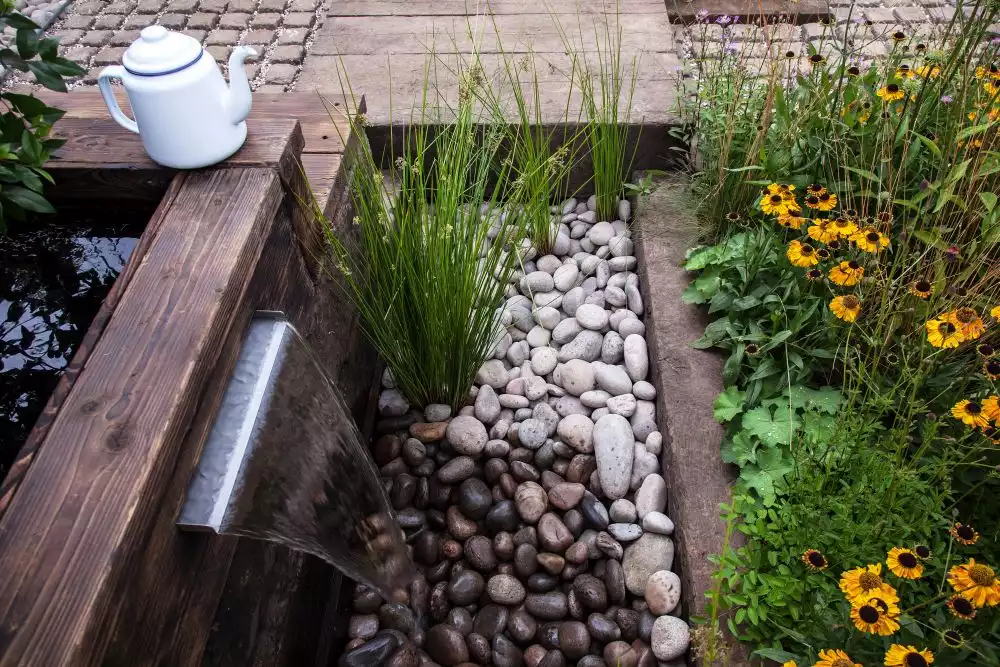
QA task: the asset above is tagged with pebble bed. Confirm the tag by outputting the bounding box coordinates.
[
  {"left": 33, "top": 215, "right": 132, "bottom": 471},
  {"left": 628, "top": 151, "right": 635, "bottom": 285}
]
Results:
[{"left": 343, "top": 195, "right": 689, "bottom": 667}]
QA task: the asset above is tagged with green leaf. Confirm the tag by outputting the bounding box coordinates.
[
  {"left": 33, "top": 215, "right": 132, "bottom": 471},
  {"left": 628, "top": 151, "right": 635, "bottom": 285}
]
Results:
[
  {"left": 713, "top": 386, "right": 745, "bottom": 422},
  {"left": 16, "top": 27, "right": 39, "bottom": 60},
  {"left": 3, "top": 184, "right": 54, "bottom": 213},
  {"left": 4, "top": 14, "right": 39, "bottom": 30},
  {"left": 981, "top": 192, "right": 997, "bottom": 212},
  {"left": 741, "top": 405, "right": 800, "bottom": 446},
  {"left": 752, "top": 648, "right": 800, "bottom": 663},
  {"left": 26, "top": 61, "right": 67, "bottom": 92}
]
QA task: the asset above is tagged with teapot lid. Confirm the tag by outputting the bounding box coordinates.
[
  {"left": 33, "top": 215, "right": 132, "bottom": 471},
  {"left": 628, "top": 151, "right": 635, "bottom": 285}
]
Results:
[{"left": 123, "top": 25, "right": 204, "bottom": 76}]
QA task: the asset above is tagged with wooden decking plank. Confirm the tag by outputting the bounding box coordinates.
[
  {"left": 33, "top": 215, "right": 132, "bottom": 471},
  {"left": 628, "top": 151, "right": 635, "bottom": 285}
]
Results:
[
  {"left": 300, "top": 153, "right": 345, "bottom": 218},
  {"left": 0, "top": 167, "right": 285, "bottom": 666}
]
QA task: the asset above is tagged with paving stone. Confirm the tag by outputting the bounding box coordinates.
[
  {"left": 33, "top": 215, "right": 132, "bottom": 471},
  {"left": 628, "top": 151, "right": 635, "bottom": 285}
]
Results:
[
  {"left": 79, "top": 30, "right": 113, "bottom": 46},
  {"left": 81, "top": 67, "right": 102, "bottom": 84},
  {"left": 244, "top": 64, "right": 260, "bottom": 79},
  {"left": 277, "top": 27, "right": 307, "bottom": 44},
  {"left": 111, "top": 30, "right": 142, "bottom": 46},
  {"left": 206, "top": 28, "right": 240, "bottom": 45},
  {"left": 71, "top": 0, "right": 104, "bottom": 14},
  {"left": 270, "top": 44, "right": 303, "bottom": 62},
  {"left": 105, "top": 0, "right": 137, "bottom": 13},
  {"left": 124, "top": 14, "right": 155, "bottom": 28},
  {"left": 64, "top": 46, "right": 96, "bottom": 64},
  {"left": 252, "top": 12, "right": 282, "bottom": 27},
  {"left": 167, "top": 0, "right": 200, "bottom": 10},
  {"left": 198, "top": 0, "right": 228, "bottom": 11},
  {"left": 283, "top": 11, "right": 314, "bottom": 27},
  {"left": 927, "top": 6, "right": 956, "bottom": 21},
  {"left": 188, "top": 12, "right": 219, "bottom": 29},
  {"left": 256, "top": 84, "right": 288, "bottom": 92},
  {"left": 286, "top": 0, "right": 317, "bottom": 10},
  {"left": 218, "top": 12, "right": 251, "bottom": 28},
  {"left": 206, "top": 44, "right": 228, "bottom": 61},
  {"left": 863, "top": 7, "right": 896, "bottom": 22},
  {"left": 264, "top": 63, "right": 296, "bottom": 84},
  {"left": 53, "top": 29, "right": 84, "bottom": 45},
  {"left": 136, "top": 0, "right": 166, "bottom": 12},
  {"left": 183, "top": 29, "right": 208, "bottom": 41},
  {"left": 227, "top": 0, "right": 256, "bottom": 11},
  {"left": 93, "top": 14, "right": 126, "bottom": 30},
  {"left": 257, "top": 0, "right": 287, "bottom": 10},
  {"left": 94, "top": 46, "right": 127, "bottom": 66},
  {"left": 240, "top": 28, "right": 274, "bottom": 45},
  {"left": 895, "top": 7, "right": 928, "bottom": 22},
  {"left": 157, "top": 13, "right": 188, "bottom": 28},
  {"left": 63, "top": 14, "right": 93, "bottom": 29}
]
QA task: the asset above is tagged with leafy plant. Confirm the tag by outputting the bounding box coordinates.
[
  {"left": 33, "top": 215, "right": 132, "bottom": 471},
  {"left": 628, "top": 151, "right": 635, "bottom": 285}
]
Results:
[{"left": 0, "top": 5, "right": 85, "bottom": 231}]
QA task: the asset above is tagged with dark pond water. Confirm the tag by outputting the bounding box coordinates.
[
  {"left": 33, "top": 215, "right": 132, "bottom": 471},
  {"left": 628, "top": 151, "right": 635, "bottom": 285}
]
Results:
[{"left": 0, "top": 208, "right": 151, "bottom": 482}]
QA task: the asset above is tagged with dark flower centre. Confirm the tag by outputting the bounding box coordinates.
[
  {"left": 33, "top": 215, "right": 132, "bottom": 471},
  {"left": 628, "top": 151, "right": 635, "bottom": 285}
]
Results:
[
  {"left": 801, "top": 244, "right": 815, "bottom": 255},
  {"left": 848, "top": 261, "right": 860, "bottom": 270},
  {"left": 887, "top": 84, "right": 900, "bottom": 93},
  {"left": 952, "top": 596, "right": 974, "bottom": 615},
  {"left": 893, "top": 31, "right": 905, "bottom": 39},
  {"left": 820, "top": 194, "right": 831, "bottom": 201},
  {"left": 980, "top": 344, "right": 996, "bottom": 356},
  {"left": 992, "top": 65, "right": 999, "bottom": 74},
  {"left": 746, "top": 343, "right": 759, "bottom": 354},
  {"left": 806, "top": 195, "right": 819, "bottom": 205},
  {"left": 809, "top": 184, "right": 823, "bottom": 192},
  {"left": 828, "top": 240, "right": 841, "bottom": 250},
  {"left": 939, "top": 322, "right": 957, "bottom": 334},
  {"left": 727, "top": 212, "right": 740, "bottom": 220},
  {"left": 967, "top": 403, "right": 982, "bottom": 415},
  {"left": 987, "top": 361, "right": 1000, "bottom": 374},
  {"left": 957, "top": 524, "right": 975, "bottom": 539},
  {"left": 904, "top": 654, "right": 928, "bottom": 667},
  {"left": 858, "top": 571, "right": 881, "bottom": 590},
  {"left": 848, "top": 66, "right": 860, "bottom": 75},
  {"left": 807, "top": 551, "right": 826, "bottom": 567},
  {"left": 867, "top": 232, "right": 879, "bottom": 242},
  {"left": 956, "top": 308, "right": 977, "bottom": 323},
  {"left": 915, "top": 280, "right": 931, "bottom": 291},
  {"left": 807, "top": 269, "right": 822, "bottom": 279},
  {"left": 915, "top": 545, "right": 931, "bottom": 558},
  {"left": 858, "top": 605, "right": 880, "bottom": 623},
  {"left": 898, "top": 552, "right": 918, "bottom": 568},
  {"left": 785, "top": 50, "right": 795, "bottom": 58},
  {"left": 811, "top": 54, "right": 824, "bottom": 62},
  {"left": 944, "top": 630, "right": 963, "bottom": 647},
  {"left": 818, "top": 249, "right": 830, "bottom": 259},
  {"left": 770, "top": 195, "right": 783, "bottom": 204},
  {"left": 843, "top": 296, "right": 860, "bottom": 309},
  {"left": 969, "top": 563, "right": 995, "bottom": 585}
]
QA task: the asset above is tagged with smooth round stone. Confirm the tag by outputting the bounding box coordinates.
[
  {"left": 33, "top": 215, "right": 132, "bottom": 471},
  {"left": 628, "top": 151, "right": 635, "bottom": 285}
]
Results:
[
  {"left": 425, "top": 403, "right": 453, "bottom": 422},
  {"left": 579, "top": 255, "right": 601, "bottom": 277},
  {"left": 625, "top": 285, "right": 643, "bottom": 315},
  {"left": 507, "top": 609, "right": 538, "bottom": 645},
  {"left": 558, "top": 621, "right": 591, "bottom": 659},
  {"left": 608, "top": 236, "right": 634, "bottom": 257},
  {"left": 593, "top": 414, "right": 634, "bottom": 500},
  {"left": 478, "top": 359, "right": 510, "bottom": 389},
  {"left": 447, "top": 506, "right": 478, "bottom": 540},
  {"left": 572, "top": 573, "right": 608, "bottom": 611},
  {"left": 575, "top": 304, "right": 610, "bottom": 331},
  {"left": 353, "top": 586, "right": 383, "bottom": 614},
  {"left": 468, "top": 633, "right": 492, "bottom": 664},
  {"left": 508, "top": 340, "right": 531, "bottom": 366},
  {"left": 581, "top": 390, "right": 611, "bottom": 409},
  {"left": 605, "top": 559, "right": 627, "bottom": 604},
  {"left": 588, "top": 221, "right": 615, "bottom": 246},
  {"left": 447, "top": 569, "right": 485, "bottom": 606},
  {"left": 605, "top": 286, "right": 627, "bottom": 308},
  {"left": 557, "top": 359, "right": 596, "bottom": 396},
  {"left": 379, "top": 389, "right": 410, "bottom": 417},
  {"left": 522, "top": 270, "right": 555, "bottom": 294},
  {"left": 501, "top": 394, "right": 531, "bottom": 409},
  {"left": 555, "top": 395, "right": 588, "bottom": 417},
  {"left": 402, "top": 438, "right": 427, "bottom": 467},
  {"left": 623, "top": 533, "right": 675, "bottom": 595},
  {"left": 651, "top": 616, "right": 690, "bottom": 661},
  {"left": 458, "top": 478, "right": 493, "bottom": 520},
  {"left": 515, "top": 543, "right": 539, "bottom": 577},
  {"left": 623, "top": 335, "right": 648, "bottom": 382},
  {"left": 587, "top": 613, "right": 621, "bottom": 642},
  {"left": 473, "top": 604, "right": 510, "bottom": 639},
  {"left": 548, "top": 482, "right": 586, "bottom": 510},
  {"left": 579, "top": 491, "right": 610, "bottom": 529},
  {"left": 414, "top": 531, "right": 440, "bottom": 566},
  {"left": 609, "top": 499, "right": 637, "bottom": 523},
  {"left": 448, "top": 607, "right": 474, "bottom": 635},
  {"left": 385, "top": 646, "right": 420, "bottom": 667},
  {"left": 609, "top": 256, "right": 637, "bottom": 272},
  {"left": 426, "top": 624, "right": 470, "bottom": 666},
  {"left": 606, "top": 394, "right": 637, "bottom": 417},
  {"left": 594, "top": 363, "right": 633, "bottom": 396},
  {"left": 525, "top": 592, "right": 569, "bottom": 620},
  {"left": 537, "top": 552, "right": 566, "bottom": 575},
  {"left": 486, "top": 500, "right": 520, "bottom": 534},
  {"left": 537, "top": 513, "right": 574, "bottom": 552},
  {"left": 527, "top": 326, "right": 551, "bottom": 348},
  {"left": 492, "top": 633, "right": 524, "bottom": 667},
  {"left": 644, "top": 431, "right": 662, "bottom": 455},
  {"left": 645, "top": 570, "right": 682, "bottom": 615},
  {"left": 603, "top": 641, "right": 633, "bottom": 667},
  {"left": 486, "top": 438, "right": 512, "bottom": 458},
  {"left": 565, "top": 541, "right": 589, "bottom": 564},
  {"left": 641, "top": 511, "right": 674, "bottom": 535},
  {"left": 618, "top": 318, "right": 645, "bottom": 338},
  {"left": 608, "top": 523, "right": 643, "bottom": 542},
  {"left": 495, "top": 532, "right": 515, "bottom": 560},
  {"left": 487, "top": 574, "right": 527, "bottom": 605},
  {"left": 553, "top": 263, "right": 580, "bottom": 291},
  {"left": 578, "top": 655, "right": 607, "bottom": 667},
  {"left": 634, "top": 474, "right": 667, "bottom": 518},
  {"left": 446, "top": 417, "right": 488, "bottom": 457},
  {"left": 527, "top": 572, "right": 559, "bottom": 593},
  {"left": 515, "top": 481, "right": 548, "bottom": 523},
  {"left": 533, "top": 402, "right": 560, "bottom": 435},
  {"left": 552, "top": 317, "right": 583, "bottom": 344},
  {"left": 475, "top": 385, "right": 503, "bottom": 425},
  {"left": 465, "top": 535, "right": 498, "bottom": 572},
  {"left": 614, "top": 609, "right": 641, "bottom": 643},
  {"left": 531, "top": 347, "right": 559, "bottom": 375},
  {"left": 597, "top": 532, "right": 624, "bottom": 560},
  {"left": 339, "top": 631, "right": 401, "bottom": 667},
  {"left": 349, "top": 614, "right": 379, "bottom": 639},
  {"left": 512, "top": 460, "right": 541, "bottom": 482},
  {"left": 557, "top": 330, "right": 603, "bottom": 363},
  {"left": 561, "top": 198, "right": 578, "bottom": 214},
  {"left": 519, "top": 418, "right": 548, "bottom": 449},
  {"left": 536, "top": 306, "right": 562, "bottom": 329},
  {"left": 379, "top": 603, "right": 416, "bottom": 634},
  {"left": 556, "top": 414, "right": 595, "bottom": 453}
]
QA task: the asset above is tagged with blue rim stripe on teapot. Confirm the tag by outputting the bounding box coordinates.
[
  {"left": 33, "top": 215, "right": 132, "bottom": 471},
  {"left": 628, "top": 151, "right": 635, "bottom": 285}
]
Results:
[{"left": 125, "top": 49, "right": 204, "bottom": 77}]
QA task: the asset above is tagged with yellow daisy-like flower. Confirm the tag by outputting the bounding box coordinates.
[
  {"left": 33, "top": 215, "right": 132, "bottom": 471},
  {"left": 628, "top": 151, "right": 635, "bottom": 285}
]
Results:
[
  {"left": 787, "top": 240, "right": 820, "bottom": 267},
  {"left": 887, "top": 547, "right": 923, "bottom": 579},
  {"left": 806, "top": 183, "right": 827, "bottom": 196},
  {"left": 802, "top": 549, "right": 829, "bottom": 571},
  {"left": 761, "top": 192, "right": 794, "bottom": 216},
  {"left": 951, "top": 399, "right": 991, "bottom": 428},
  {"left": 976, "top": 64, "right": 1000, "bottom": 80},
  {"left": 851, "top": 595, "right": 900, "bottom": 636},
  {"left": 925, "top": 317, "right": 963, "bottom": 348},
  {"left": 814, "top": 648, "right": 862, "bottom": 667},
  {"left": 767, "top": 183, "right": 796, "bottom": 195},
  {"left": 895, "top": 64, "right": 914, "bottom": 79},
  {"left": 840, "top": 563, "right": 895, "bottom": 601},
  {"left": 916, "top": 65, "right": 940, "bottom": 79},
  {"left": 815, "top": 192, "right": 837, "bottom": 211},
  {"left": 985, "top": 80, "right": 1000, "bottom": 97},
  {"left": 948, "top": 559, "right": 1000, "bottom": 607},
  {"left": 946, "top": 307, "right": 986, "bottom": 340},
  {"left": 808, "top": 220, "right": 839, "bottom": 244},
  {"left": 829, "top": 260, "right": 864, "bottom": 286},
  {"left": 950, "top": 522, "right": 980, "bottom": 545},
  {"left": 830, "top": 295, "right": 861, "bottom": 322},
  {"left": 983, "top": 395, "right": 1000, "bottom": 421},
  {"left": 782, "top": 662, "right": 797, "bottom": 667},
  {"left": 885, "top": 645, "right": 934, "bottom": 667},
  {"left": 778, "top": 213, "right": 808, "bottom": 229},
  {"left": 908, "top": 280, "right": 933, "bottom": 299},
  {"left": 830, "top": 216, "right": 859, "bottom": 237},
  {"left": 877, "top": 84, "right": 905, "bottom": 102},
  {"left": 851, "top": 227, "right": 890, "bottom": 252},
  {"left": 805, "top": 268, "right": 824, "bottom": 281},
  {"left": 947, "top": 594, "right": 977, "bottom": 620},
  {"left": 991, "top": 304, "right": 1000, "bottom": 319}
]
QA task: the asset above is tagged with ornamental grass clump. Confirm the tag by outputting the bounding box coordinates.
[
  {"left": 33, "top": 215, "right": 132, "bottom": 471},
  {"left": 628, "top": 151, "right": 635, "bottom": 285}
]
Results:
[{"left": 324, "top": 67, "right": 525, "bottom": 410}]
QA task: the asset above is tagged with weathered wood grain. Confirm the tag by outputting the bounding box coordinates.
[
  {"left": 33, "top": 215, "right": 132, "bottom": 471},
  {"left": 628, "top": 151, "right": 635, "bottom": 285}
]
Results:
[{"left": 0, "top": 167, "right": 283, "bottom": 667}]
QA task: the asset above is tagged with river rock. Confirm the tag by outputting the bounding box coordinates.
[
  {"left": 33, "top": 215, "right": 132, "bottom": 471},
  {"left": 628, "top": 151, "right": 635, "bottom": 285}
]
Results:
[
  {"left": 531, "top": 347, "right": 559, "bottom": 375},
  {"left": 575, "top": 304, "right": 609, "bottom": 331},
  {"left": 492, "top": 633, "right": 524, "bottom": 667},
  {"left": 426, "top": 624, "right": 470, "bottom": 666},
  {"left": 594, "top": 364, "right": 633, "bottom": 396},
  {"left": 447, "top": 570, "right": 485, "bottom": 605},
  {"left": 465, "top": 535, "right": 498, "bottom": 572},
  {"left": 526, "top": 592, "right": 569, "bottom": 620},
  {"left": 557, "top": 359, "right": 596, "bottom": 396},
  {"left": 609, "top": 499, "right": 637, "bottom": 523},
  {"left": 587, "top": 613, "right": 621, "bottom": 642},
  {"left": 448, "top": 607, "right": 474, "bottom": 635},
  {"left": 556, "top": 414, "right": 594, "bottom": 453},
  {"left": 548, "top": 482, "right": 585, "bottom": 510},
  {"left": 536, "top": 552, "right": 566, "bottom": 575},
  {"left": 552, "top": 318, "right": 582, "bottom": 344},
  {"left": 476, "top": 385, "right": 502, "bottom": 424},
  {"left": 572, "top": 574, "right": 608, "bottom": 611},
  {"left": 438, "top": 456, "right": 475, "bottom": 484},
  {"left": 478, "top": 359, "right": 509, "bottom": 389},
  {"left": 447, "top": 506, "right": 479, "bottom": 540},
  {"left": 596, "top": 532, "right": 624, "bottom": 560},
  {"left": 650, "top": 616, "right": 689, "bottom": 661},
  {"left": 468, "top": 633, "right": 492, "bottom": 664},
  {"left": 630, "top": 401, "right": 657, "bottom": 444},
  {"left": 379, "top": 389, "right": 410, "bottom": 417},
  {"left": 487, "top": 574, "right": 527, "bottom": 605},
  {"left": 507, "top": 609, "right": 538, "bottom": 645},
  {"left": 634, "top": 474, "right": 667, "bottom": 518},
  {"left": 402, "top": 438, "right": 427, "bottom": 467},
  {"left": 515, "top": 481, "right": 548, "bottom": 523},
  {"left": 593, "top": 414, "right": 634, "bottom": 500},
  {"left": 623, "top": 533, "right": 674, "bottom": 595},
  {"left": 608, "top": 523, "right": 642, "bottom": 542},
  {"left": 579, "top": 491, "right": 610, "bottom": 529},
  {"left": 645, "top": 570, "right": 682, "bottom": 615},
  {"left": 459, "top": 478, "right": 493, "bottom": 519},
  {"left": 411, "top": 421, "right": 448, "bottom": 443},
  {"left": 641, "top": 512, "right": 674, "bottom": 535},
  {"left": 536, "top": 306, "right": 562, "bottom": 329},
  {"left": 515, "top": 543, "right": 539, "bottom": 577},
  {"left": 559, "top": 621, "right": 591, "bottom": 659},
  {"left": 538, "top": 513, "right": 574, "bottom": 552},
  {"left": 553, "top": 263, "right": 580, "bottom": 291},
  {"left": 604, "top": 558, "right": 626, "bottom": 604},
  {"left": 630, "top": 449, "right": 659, "bottom": 490},
  {"left": 474, "top": 605, "right": 510, "bottom": 639},
  {"left": 487, "top": 500, "right": 519, "bottom": 534},
  {"left": 518, "top": 418, "right": 548, "bottom": 449},
  {"left": 623, "top": 335, "right": 648, "bottom": 382},
  {"left": 349, "top": 614, "right": 379, "bottom": 639},
  {"left": 557, "top": 330, "right": 603, "bottom": 363},
  {"left": 606, "top": 394, "right": 637, "bottom": 417},
  {"left": 339, "top": 631, "right": 401, "bottom": 667}
]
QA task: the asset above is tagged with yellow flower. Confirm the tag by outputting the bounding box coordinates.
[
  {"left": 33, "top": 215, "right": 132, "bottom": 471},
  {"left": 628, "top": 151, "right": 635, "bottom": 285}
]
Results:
[
  {"left": 950, "top": 522, "right": 980, "bottom": 545},
  {"left": 948, "top": 559, "right": 1000, "bottom": 607},
  {"left": 985, "top": 80, "right": 1000, "bottom": 97},
  {"left": 829, "top": 260, "right": 864, "bottom": 286},
  {"left": 895, "top": 64, "right": 914, "bottom": 79},
  {"left": 976, "top": 64, "right": 1000, "bottom": 80},
  {"left": 830, "top": 295, "right": 861, "bottom": 322},
  {"left": 985, "top": 360, "right": 1000, "bottom": 380},
  {"left": 778, "top": 213, "right": 808, "bottom": 229},
  {"left": 916, "top": 65, "right": 940, "bottom": 78},
  {"left": 816, "top": 193, "right": 837, "bottom": 211},
  {"left": 946, "top": 307, "right": 986, "bottom": 340},
  {"left": 877, "top": 84, "right": 905, "bottom": 102},
  {"left": 782, "top": 662, "right": 797, "bottom": 667},
  {"left": 829, "top": 216, "right": 858, "bottom": 237},
  {"left": 951, "top": 399, "right": 991, "bottom": 428},
  {"left": 767, "top": 183, "right": 796, "bottom": 194},
  {"left": 925, "top": 317, "right": 962, "bottom": 348},
  {"left": 762, "top": 192, "right": 795, "bottom": 215},
  {"left": 808, "top": 220, "right": 839, "bottom": 244},
  {"left": 851, "top": 596, "right": 900, "bottom": 635},
  {"left": 991, "top": 304, "right": 1000, "bottom": 319},
  {"left": 814, "top": 648, "right": 862, "bottom": 667},
  {"left": 983, "top": 395, "right": 1000, "bottom": 421},
  {"left": 909, "top": 280, "right": 933, "bottom": 299},
  {"left": 851, "top": 227, "right": 889, "bottom": 252},
  {"left": 947, "top": 594, "right": 977, "bottom": 619},
  {"left": 787, "top": 240, "right": 820, "bottom": 267},
  {"left": 886, "top": 547, "right": 923, "bottom": 579},
  {"left": 885, "top": 645, "right": 934, "bottom": 667},
  {"left": 840, "top": 563, "right": 895, "bottom": 601},
  {"left": 806, "top": 183, "right": 827, "bottom": 196},
  {"left": 802, "top": 549, "right": 829, "bottom": 571}
]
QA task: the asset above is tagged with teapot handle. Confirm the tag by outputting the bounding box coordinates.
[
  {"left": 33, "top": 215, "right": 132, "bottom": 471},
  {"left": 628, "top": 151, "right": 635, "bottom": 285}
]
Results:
[{"left": 98, "top": 66, "right": 139, "bottom": 134}]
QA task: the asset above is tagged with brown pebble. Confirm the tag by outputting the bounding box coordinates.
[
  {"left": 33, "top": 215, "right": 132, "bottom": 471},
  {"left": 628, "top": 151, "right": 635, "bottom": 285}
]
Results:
[
  {"left": 441, "top": 539, "right": 463, "bottom": 560},
  {"left": 515, "top": 481, "right": 549, "bottom": 524},
  {"left": 467, "top": 633, "right": 491, "bottom": 664},
  {"left": 447, "top": 506, "right": 479, "bottom": 541},
  {"left": 548, "top": 482, "right": 586, "bottom": 510},
  {"left": 511, "top": 460, "right": 541, "bottom": 482},
  {"left": 485, "top": 458, "right": 509, "bottom": 483},
  {"left": 558, "top": 621, "right": 591, "bottom": 659},
  {"left": 604, "top": 559, "right": 626, "bottom": 604},
  {"left": 537, "top": 513, "right": 574, "bottom": 552},
  {"left": 524, "top": 644, "right": 547, "bottom": 667},
  {"left": 374, "top": 434, "right": 403, "bottom": 465},
  {"left": 562, "top": 509, "right": 584, "bottom": 537},
  {"left": 425, "top": 624, "right": 470, "bottom": 666},
  {"left": 415, "top": 531, "right": 440, "bottom": 566},
  {"left": 513, "top": 526, "right": 538, "bottom": 548},
  {"left": 506, "top": 609, "right": 537, "bottom": 645},
  {"left": 514, "top": 543, "right": 539, "bottom": 578},
  {"left": 540, "top": 470, "right": 564, "bottom": 490},
  {"left": 603, "top": 641, "right": 634, "bottom": 667},
  {"left": 565, "top": 455, "right": 596, "bottom": 483},
  {"left": 565, "top": 542, "right": 589, "bottom": 564},
  {"left": 539, "top": 650, "right": 566, "bottom": 667},
  {"left": 411, "top": 421, "right": 449, "bottom": 442},
  {"left": 427, "top": 560, "right": 450, "bottom": 583},
  {"left": 572, "top": 574, "right": 608, "bottom": 611},
  {"left": 430, "top": 582, "right": 450, "bottom": 621},
  {"left": 494, "top": 532, "right": 515, "bottom": 560},
  {"left": 551, "top": 459, "right": 569, "bottom": 475},
  {"left": 465, "top": 535, "right": 497, "bottom": 572},
  {"left": 536, "top": 552, "right": 566, "bottom": 575},
  {"left": 346, "top": 637, "right": 366, "bottom": 651}
]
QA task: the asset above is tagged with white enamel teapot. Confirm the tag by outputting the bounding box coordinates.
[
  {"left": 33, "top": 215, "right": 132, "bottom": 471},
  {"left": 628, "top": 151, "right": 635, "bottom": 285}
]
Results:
[{"left": 98, "top": 26, "right": 257, "bottom": 169}]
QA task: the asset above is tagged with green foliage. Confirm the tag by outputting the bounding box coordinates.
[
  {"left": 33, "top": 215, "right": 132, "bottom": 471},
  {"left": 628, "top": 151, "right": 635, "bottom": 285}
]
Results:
[{"left": 0, "top": 5, "right": 85, "bottom": 231}]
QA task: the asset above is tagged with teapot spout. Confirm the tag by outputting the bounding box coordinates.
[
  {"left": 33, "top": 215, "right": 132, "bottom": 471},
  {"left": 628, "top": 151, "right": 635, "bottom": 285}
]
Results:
[{"left": 225, "top": 46, "right": 258, "bottom": 125}]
